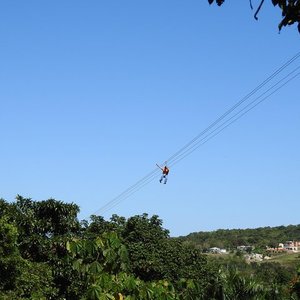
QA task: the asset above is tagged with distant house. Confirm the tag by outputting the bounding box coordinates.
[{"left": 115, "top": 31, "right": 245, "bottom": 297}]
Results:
[
  {"left": 266, "top": 246, "right": 286, "bottom": 253},
  {"left": 268, "top": 241, "right": 300, "bottom": 253},
  {"left": 281, "top": 241, "right": 300, "bottom": 252}
]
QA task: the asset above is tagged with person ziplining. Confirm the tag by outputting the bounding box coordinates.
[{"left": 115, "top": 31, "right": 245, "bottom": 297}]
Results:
[
  {"left": 91, "top": 51, "right": 300, "bottom": 215},
  {"left": 156, "top": 163, "right": 169, "bottom": 184}
]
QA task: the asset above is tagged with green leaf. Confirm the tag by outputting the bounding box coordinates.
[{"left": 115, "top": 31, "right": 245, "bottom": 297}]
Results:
[
  {"left": 73, "top": 259, "right": 83, "bottom": 272},
  {"left": 90, "top": 261, "right": 103, "bottom": 275},
  {"left": 66, "top": 241, "right": 71, "bottom": 252},
  {"left": 86, "top": 284, "right": 102, "bottom": 300},
  {"left": 105, "top": 293, "right": 115, "bottom": 300},
  {"left": 95, "top": 237, "right": 105, "bottom": 249}
]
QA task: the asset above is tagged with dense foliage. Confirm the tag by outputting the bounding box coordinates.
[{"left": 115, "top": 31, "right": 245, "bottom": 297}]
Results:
[
  {"left": 208, "top": 0, "right": 300, "bottom": 33},
  {"left": 0, "top": 196, "right": 300, "bottom": 299}
]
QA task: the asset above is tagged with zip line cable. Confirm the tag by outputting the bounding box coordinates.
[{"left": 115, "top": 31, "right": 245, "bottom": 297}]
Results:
[
  {"left": 169, "top": 66, "right": 300, "bottom": 167},
  {"left": 92, "top": 58, "right": 300, "bottom": 216},
  {"left": 98, "top": 172, "right": 159, "bottom": 215},
  {"left": 92, "top": 168, "right": 160, "bottom": 214},
  {"left": 91, "top": 52, "right": 300, "bottom": 217},
  {"left": 170, "top": 71, "right": 300, "bottom": 168},
  {"left": 94, "top": 68, "right": 300, "bottom": 216},
  {"left": 165, "top": 51, "right": 300, "bottom": 164}
]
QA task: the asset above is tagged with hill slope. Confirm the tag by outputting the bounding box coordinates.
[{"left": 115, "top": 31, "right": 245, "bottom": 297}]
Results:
[{"left": 181, "top": 224, "right": 300, "bottom": 250}]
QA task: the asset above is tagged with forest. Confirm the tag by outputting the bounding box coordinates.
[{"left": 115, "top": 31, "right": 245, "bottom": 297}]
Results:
[
  {"left": 182, "top": 224, "right": 300, "bottom": 251},
  {"left": 1, "top": 196, "right": 300, "bottom": 300}
]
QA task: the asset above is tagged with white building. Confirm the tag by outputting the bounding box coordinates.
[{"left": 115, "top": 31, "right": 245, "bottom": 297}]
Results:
[{"left": 281, "top": 241, "right": 300, "bottom": 252}]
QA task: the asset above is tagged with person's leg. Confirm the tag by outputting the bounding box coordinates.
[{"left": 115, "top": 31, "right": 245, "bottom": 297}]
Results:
[
  {"left": 164, "top": 176, "right": 168, "bottom": 184},
  {"left": 159, "top": 175, "right": 164, "bottom": 183}
]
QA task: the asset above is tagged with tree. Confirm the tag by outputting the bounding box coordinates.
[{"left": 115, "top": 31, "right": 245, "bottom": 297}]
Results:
[
  {"left": 221, "top": 267, "right": 267, "bottom": 299},
  {"left": 0, "top": 217, "right": 21, "bottom": 291},
  {"left": 66, "top": 232, "right": 178, "bottom": 300},
  {"left": 290, "top": 267, "right": 300, "bottom": 299},
  {"left": 11, "top": 195, "right": 80, "bottom": 261},
  {"left": 3, "top": 196, "right": 82, "bottom": 298},
  {"left": 2, "top": 196, "right": 300, "bottom": 299},
  {"left": 0, "top": 216, "right": 58, "bottom": 299},
  {"left": 208, "top": 0, "right": 300, "bottom": 33},
  {"left": 117, "top": 213, "right": 216, "bottom": 298}
]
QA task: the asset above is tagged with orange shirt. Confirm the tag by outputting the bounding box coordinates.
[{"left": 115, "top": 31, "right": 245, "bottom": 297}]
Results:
[{"left": 163, "top": 167, "right": 169, "bottom": 175}]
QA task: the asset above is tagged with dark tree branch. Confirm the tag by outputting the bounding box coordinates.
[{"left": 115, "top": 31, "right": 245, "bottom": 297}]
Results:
[
  {"left": 249, "top": 0, "right": 254, "bottom": 10},
  {"left": 254, "top": 0, "right": 265, "bottom": 20}
]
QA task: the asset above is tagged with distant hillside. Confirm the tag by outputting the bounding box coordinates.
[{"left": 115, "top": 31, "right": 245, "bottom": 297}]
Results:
[{"left": 180, "top": 224, "right": 300, "bottom": 250}]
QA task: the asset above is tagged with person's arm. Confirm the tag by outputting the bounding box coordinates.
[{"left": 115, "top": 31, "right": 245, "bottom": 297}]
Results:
[{"left": 156, "top": 163, "right": 163, "bottom": 171}]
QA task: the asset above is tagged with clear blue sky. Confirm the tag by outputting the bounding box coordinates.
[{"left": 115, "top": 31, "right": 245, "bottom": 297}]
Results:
[{"left": 1, "top": 1, "right": 299, "bottom": 236}]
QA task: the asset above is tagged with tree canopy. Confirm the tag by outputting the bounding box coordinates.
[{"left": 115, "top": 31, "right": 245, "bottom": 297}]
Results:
[
  {"left": 1, "top": 196, "right": 300, "bottom": 299},
  {"left": 181, "top": 224, "right": 300, "bottom": 251}
]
